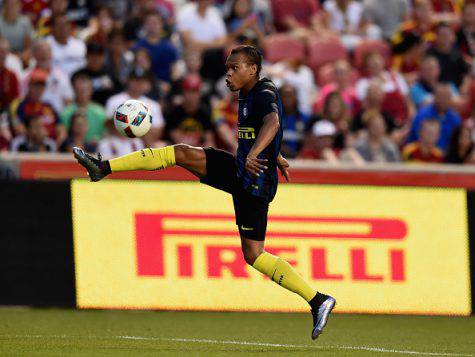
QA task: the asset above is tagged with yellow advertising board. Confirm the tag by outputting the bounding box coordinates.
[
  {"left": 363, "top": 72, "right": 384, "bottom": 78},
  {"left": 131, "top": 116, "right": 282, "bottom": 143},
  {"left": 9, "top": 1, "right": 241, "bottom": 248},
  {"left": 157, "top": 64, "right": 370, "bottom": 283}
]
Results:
[{"left": 71, "top": 180, "right": 471, "bottom": 315}]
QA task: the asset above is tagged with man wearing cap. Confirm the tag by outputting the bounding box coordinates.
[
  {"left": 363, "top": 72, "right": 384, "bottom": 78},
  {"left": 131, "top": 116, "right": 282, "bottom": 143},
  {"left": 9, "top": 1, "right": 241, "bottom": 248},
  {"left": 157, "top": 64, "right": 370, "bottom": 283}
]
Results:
[
  {"left": 105, "top": 68, "right": 165, "bottom": 146},
  {"left": 23, "top": 39, "right": 74, "bottom": 114},
  {"left": 166, "top": 74, "right": 214, "bottom": 147},
  {"left": 298, "top": 120, "right": 339, "bottom": 162},
  {"left": 10, "top": 68, "right": 66, "bottom": 145}
]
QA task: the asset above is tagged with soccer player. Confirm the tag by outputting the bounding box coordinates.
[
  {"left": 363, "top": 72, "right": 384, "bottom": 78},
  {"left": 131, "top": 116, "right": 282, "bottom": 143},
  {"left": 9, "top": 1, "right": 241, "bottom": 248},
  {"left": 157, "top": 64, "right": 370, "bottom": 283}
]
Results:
[{"left": 73, "top": 45, "right": 336, "bottom": 340}]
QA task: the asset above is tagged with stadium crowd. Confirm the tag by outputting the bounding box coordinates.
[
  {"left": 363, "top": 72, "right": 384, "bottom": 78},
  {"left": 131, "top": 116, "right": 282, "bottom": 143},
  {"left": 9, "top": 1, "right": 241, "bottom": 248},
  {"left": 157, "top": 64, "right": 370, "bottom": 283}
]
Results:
[{"left": 1, "top": 0, "right": 475, "bottom": 165}]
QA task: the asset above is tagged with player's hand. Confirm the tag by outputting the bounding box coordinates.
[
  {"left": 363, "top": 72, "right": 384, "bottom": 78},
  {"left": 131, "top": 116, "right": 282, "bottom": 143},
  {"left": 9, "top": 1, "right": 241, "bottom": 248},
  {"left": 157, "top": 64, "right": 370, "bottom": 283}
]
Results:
[
  {"left": 277, "top": 154, "right": 290, "bottom": 182},
  {"left": 245, "top": 154, "right": 268, "bottom": 177}
]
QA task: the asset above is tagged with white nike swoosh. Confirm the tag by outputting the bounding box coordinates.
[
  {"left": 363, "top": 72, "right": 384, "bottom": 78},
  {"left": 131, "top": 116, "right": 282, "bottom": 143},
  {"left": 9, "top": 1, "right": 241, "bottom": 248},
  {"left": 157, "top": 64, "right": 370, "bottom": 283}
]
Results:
[{"left": 241, "top": 226, "right": 254, "bottom": 231}]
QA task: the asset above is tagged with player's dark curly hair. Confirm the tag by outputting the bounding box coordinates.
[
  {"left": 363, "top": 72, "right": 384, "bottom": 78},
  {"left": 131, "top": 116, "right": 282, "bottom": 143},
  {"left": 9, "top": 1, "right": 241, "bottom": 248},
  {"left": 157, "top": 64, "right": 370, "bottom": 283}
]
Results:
[{"left": 230, "top": 45, "right": 263, "bottom": 77}]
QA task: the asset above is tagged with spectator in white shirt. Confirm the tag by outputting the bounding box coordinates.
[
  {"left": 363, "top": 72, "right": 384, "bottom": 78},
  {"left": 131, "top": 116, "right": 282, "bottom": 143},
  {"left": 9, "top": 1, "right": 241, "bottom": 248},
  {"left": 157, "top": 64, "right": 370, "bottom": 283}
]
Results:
[
  {"left": 322, "top": 0, "right": 382, "bottom": 50},
  {"left": 22, "top": 39, "right": 74, "bottom": 113},
  {"left": 46, "top": 14, "right": 86, "bottom": 76},
  {"left": 177, "top": 0, "right": 227, "bottom": 52},
  {"left": 106, "top": 68, "right": 165, "bottom": 147}
]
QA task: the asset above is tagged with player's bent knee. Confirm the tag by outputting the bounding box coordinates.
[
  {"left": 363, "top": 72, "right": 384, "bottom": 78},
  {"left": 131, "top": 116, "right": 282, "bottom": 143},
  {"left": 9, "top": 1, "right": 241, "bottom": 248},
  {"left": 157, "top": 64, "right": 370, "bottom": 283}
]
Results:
[
  {"left": 242, "top": 247, "right": 263, "bottom": 266},
  {"left": 174, "top": 144, "right": 205, "bottom": 165}
]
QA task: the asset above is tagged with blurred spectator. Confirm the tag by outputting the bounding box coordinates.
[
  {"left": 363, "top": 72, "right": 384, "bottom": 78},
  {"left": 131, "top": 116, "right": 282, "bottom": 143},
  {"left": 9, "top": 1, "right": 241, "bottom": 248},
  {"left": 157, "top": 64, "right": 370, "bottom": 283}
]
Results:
[
  {"left": 212, "top": 92, "right": 238, "bottom": 153},
  {"left": 59, "top": 110, "right": 96, "bottom": 153},
  {"left": 298, "top": 120, "right": 339, "bottom": 162},
  {"left": 22, "top": 0, "right": 48, "bottom": 27},
  {"left": 392, "top": 0, "right": 437, "bottom": 50},
  {"left": 36, "top": 0, "right": 68, "bottom": 37},
  {"left": 74, "top": 43, "right": 119, "bottom": 105},
  {"left": 315, "top": 60, "right": 358, "bottom": 116},
  {"left": 362, "top": 0, "right": 410, "bottom": 40},
  {"left": 170, "top": 50, "right": 204, "bottom": 106},
  {"left": 226, "top": 0, "right": 266, "bottom": 48},
  {"left": 166, "top": 74, "right": 215, "bottom": 147},
  {"left": 177, "top": 1, "right": 227, "bottom": 83},
  {"left": 392, "top": 33, "right": 425, "bottom": 85},
  {"left": 104, "top": 29, "right": 133, "bottom": 88},
  {"left": 352, "top": 83, "right": 397, "bottom": 135},
  {"left": 83, "top": 6, "right": 115, "bottom": 46},
  {"left": 313, "top": 91, "right": 350, "bottom": 150},
  {"left": 23, "top": 39, "right": 73, "bottom": 114},
  {"left": 270, "top": 0, "right": 320, "bottom": 35},
  {"left": 444, "top": 125, "right": 475, "bottom": 163},
  {"left": 176, "top": 0, "right": 227, "bottom": 52},
  {"left": 279, "top": 84, "right": 310, "bottom": 158},
  {"left": 123, "top": 0, "right": 158, "bottom": 45},
  {"left": 0, "top": 111, "right": 12, "bottom": 150},
  {"left": 356, "top": 51, "right": 412, "bottom": 126},
  {"left": 427, "top": 22, "right": 469, "bottom": 89},
  {"left": 0, "top": 39, "right": 20, "bottom": 111},
  {"left": 321, "top": 0, "right": 381, "bottom": 50},
  {"left": 403, "top": 119, "right": 443, "bottom": 162},
  {"left": 355, "top": 111, "right": 401, "bottom": 162},
  {"left": 430, "top": 0, "right": 460, "bottom": 24},
  {"left": 10, "top": 115, "right": 57, "bottom": 152},
  {"left": 46, "top": 14, "right": 86, "bottom": 76},
  {"left": 10, "top": 68, "right": 65, "bottom": 144},
  {"left": 106, "top": 68, "right": 164, "bottom": 146},
  {"left": 97, "top": 118, "right": 144, "bottom": 159},
  {"left": 407, "top": 82, "right": 461, "bottom": 151},
  {"left": 0, "top": 0, "right": 33, "bottom": 64},
  {"left": 456, "top": 2, "right": 475, "bottom": 58},
  {"left": 266, "top": 58, "right": 317, "bottom": 116},
  {"left": 410, "top": 55, "right": 440, "bottom": 108},
  {"left": 410, "top": 55, "right": 459, "bottom": 109},
  {"left": 133, "top": 11, "right": 178, "bottom": 84},
  {"left": 61, "top": 72, "right": 107, "bottom": 144},
  {"left": 131, "top": 48, "right": 161, "bottom": 100}
]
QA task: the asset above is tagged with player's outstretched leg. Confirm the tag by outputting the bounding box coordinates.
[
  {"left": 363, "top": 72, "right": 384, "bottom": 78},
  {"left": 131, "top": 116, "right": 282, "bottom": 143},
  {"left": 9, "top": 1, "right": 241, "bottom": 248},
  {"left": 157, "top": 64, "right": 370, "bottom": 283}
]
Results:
[
  {"left": 241, "top": 238, "right": 336, "bottom": 340},
  {"left": 73, "top": 144, "right": 207, "bottom": 181}
]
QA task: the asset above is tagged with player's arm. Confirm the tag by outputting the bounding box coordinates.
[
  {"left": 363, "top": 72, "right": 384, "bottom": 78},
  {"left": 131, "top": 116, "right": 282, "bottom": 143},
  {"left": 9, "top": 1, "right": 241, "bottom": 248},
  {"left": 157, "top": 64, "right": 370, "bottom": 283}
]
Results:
[{"left": 246, "top": 112, "right": 279, "bottom": 177}]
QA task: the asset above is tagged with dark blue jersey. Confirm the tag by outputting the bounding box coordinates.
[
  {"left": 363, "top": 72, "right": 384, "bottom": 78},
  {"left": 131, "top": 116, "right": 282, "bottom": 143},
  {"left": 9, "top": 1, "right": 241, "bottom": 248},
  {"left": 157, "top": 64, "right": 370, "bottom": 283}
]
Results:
[{"left": 236, "top": 78, "right": 283, "bottom": 202}]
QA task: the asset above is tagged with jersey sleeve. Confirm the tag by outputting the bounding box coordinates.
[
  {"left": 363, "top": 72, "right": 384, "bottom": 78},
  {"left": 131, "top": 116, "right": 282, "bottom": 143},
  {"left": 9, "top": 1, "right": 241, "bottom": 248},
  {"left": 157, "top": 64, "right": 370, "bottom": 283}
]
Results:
[{"left": 255, "top": 88, "right": 279, "bottom": 120}]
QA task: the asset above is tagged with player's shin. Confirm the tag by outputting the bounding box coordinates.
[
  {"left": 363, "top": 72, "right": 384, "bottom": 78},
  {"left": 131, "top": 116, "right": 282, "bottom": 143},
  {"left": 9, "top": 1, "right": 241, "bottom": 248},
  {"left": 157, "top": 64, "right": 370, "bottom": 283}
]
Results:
[
  {"left": 108, "top": 146, "right": 176, "bottom": 172},
  {"left": 252, "top": 252, "right": 316, "bottom": 302}
]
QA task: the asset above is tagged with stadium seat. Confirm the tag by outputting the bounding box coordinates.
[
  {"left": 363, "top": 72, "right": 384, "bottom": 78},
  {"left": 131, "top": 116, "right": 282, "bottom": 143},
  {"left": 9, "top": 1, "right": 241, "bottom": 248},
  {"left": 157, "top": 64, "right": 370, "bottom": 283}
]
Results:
[
  {"left": 353, "top": 40, "right": 392, "bottom": 70},
  {"left": 307, "top": 38, "right": 348, "bottom": 71},
  {"left": 264, "top": 34, "right": 305, "bottom": 63}
]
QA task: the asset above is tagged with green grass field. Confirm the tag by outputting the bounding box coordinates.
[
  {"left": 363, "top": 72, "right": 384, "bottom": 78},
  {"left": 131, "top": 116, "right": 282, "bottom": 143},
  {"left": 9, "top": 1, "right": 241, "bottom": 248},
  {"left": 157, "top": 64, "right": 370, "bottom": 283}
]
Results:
[{"left": 0, "top": 307, "right": 474, "bottom": 356}]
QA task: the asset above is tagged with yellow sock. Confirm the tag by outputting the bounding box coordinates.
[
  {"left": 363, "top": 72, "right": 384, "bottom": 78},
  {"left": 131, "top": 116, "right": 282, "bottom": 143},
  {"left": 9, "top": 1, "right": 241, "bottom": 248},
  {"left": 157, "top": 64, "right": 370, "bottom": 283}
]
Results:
[
  {"left": 109, "top": 146, "right": 176, "bottom": 172},
  {"left": 252, "top": 252, "right": 316, "bottom": 302}
]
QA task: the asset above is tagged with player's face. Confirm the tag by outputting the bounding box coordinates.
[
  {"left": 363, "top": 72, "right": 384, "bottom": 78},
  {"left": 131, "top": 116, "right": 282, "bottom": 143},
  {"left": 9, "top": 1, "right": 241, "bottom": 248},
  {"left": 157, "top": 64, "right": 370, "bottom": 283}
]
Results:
[{"left": 225, "top": 54, "right": 256, "bottom": 92}]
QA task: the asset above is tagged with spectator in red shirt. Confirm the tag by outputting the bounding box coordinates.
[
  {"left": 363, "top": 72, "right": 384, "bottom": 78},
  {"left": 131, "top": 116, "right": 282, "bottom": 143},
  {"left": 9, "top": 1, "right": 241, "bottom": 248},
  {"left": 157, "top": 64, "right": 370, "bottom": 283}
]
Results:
[
  {"left": 403, "top": 119, "right": 444, "bottom": 162},
  {"left": 9, "top": 68, "right": 66, "bottom": 145},
  {"left": 0, "top": 39, "right": 19, "bottom": 111}
]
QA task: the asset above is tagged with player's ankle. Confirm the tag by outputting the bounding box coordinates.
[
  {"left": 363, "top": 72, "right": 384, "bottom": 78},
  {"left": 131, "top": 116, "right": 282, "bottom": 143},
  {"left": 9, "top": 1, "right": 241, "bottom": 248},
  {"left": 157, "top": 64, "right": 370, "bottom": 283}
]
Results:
[
  {"left": 100, "top": 160, "right": 112, "bottom": 175},
  {"left": 309, "top": 292, "right": 329, "bottom": 309}
]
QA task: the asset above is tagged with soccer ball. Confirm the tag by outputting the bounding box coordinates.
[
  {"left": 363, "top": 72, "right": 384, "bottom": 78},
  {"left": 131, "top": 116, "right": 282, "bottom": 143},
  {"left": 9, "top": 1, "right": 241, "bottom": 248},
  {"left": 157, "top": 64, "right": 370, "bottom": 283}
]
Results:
[{"left": 113, "top": 99, "right": 152, "bottom": 138}]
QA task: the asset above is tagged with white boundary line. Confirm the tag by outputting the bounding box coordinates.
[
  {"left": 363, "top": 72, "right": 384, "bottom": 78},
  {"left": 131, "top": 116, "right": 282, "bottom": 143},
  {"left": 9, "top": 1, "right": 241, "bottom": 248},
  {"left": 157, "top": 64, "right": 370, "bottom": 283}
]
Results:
[{"left": 0, "top": 334, "right": 472, "bottom": 356}]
